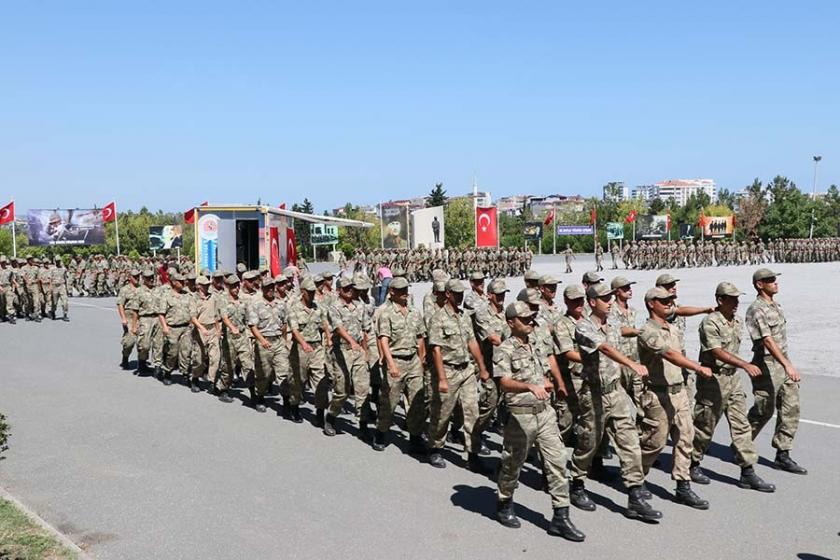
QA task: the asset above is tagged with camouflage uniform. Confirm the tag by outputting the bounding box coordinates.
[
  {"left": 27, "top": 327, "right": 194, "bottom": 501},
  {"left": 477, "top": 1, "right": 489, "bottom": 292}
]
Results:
[
  {"left": 219, "top": 290, "right": 255, "bottom": 392},
  {"left": 287, "top": 296, "right": 327, "bottom": 408},
  {"left": 327, "top": 297, "right": 371, "bottom": 423},
  {"left": 159, "top": 285, "right": 194, "bottom": 378},
  {"left": 246, "top": 293, "right": 287, "bottom": 399}
]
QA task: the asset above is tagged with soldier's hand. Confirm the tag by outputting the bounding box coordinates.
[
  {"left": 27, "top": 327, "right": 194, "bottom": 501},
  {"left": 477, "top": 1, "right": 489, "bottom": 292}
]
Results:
[
  {"left": 302, "top": 342, "right": 314, "bottom": 353},
  {"left": 261, "top": 339, "right": 272, "bottom": 350},
  {"left": 631, "top": 363, "right": 648, "bottom": 378},
  {"left": 162, "top": 326, "right": 170, "bottom": 336},
  {"left": 438, "top": 379, "right": 449, "bottom": 393},
  {"left": 230, "top": 327, "right": 240, "bottom": 336},
  {"left": 785, "top": 365, "right": 801, "bottom": 382},
  {"left": 529, "top": 384, "right": 549, "bottom": 400},
  {"left": 478, "top": 367, "right": 490, "bottom": 382},
  {"left": 388, "top": 365, "right": 401, "bottom": 379},
  {"left": 696, "top": 366, "right": 713, "bottom": 379},
  {"left": 351, "top": 341, "right": 361, "bottom": 352},
  {"left": 744, "top": 363, "right": 762, "bottom": 378}
]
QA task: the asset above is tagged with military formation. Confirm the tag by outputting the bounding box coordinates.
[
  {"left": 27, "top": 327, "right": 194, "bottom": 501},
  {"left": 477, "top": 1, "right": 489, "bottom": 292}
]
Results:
[{"left": 1, "top": 251, "right": 793, "bottom": 543}]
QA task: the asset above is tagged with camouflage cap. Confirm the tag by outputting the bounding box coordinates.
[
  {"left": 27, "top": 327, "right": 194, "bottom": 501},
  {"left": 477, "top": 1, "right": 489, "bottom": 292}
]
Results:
[
  {"left": 212, "top": 270, "right": 227, "bottom": 279},
  {"left": 236, "top": 263, "right": 247, "bottom": 273},
  {"left": 185, "top": 272, "right": 196, "bottom": 281},
  {"left": 445, "top": 279, "right": 466, "bottom": 293},
  {"left": 200, "top": 268, "right": 211, "bottom": 277},
  {"left": 538, "top": 274, "right": 561, "bottom": 286},
  {"left": 610, "top": 276, "right": 636, "bottom": 290},
  {"left": 655, "top": 273, "right": 680, "bottom": 286},
  {"left": 196, "top": 276, "right": 211, "bottom": 286},
  {"left": 432, "top": 280, "right": 447, "bottom": 293},
  {"left": 516, "top": 288, "right": 541, "bottom": 305},
  {"left": 524, "top": 269, "right": 541, "bottom": 282},
  {"left": 0, "top": 256, "right": 8, "bottom": 264},
  {"left": 431, "top": 269, "right": 449, "bottom": 282},
  {"left": 243, "top": 270, "right": 260, "bottom": 281},
  {"left": 261, "top": 276, "right": 276, "bottom": 288},
  {"left": 586, "top": 283, "right": 615, "bottom": 299},
  {"left": 225, "top": 275, "right": 240, "bottom": 286},
  {"left": 141, "top": 270, "right": 155, "bottom": 278},
  {"left": 715, "top": 281, "right": 743, "bottom": 297},
  {"left": 391, "top": 267, "right": 406, "bottom": 277},
  {"left": 282, "top": 268, "right": 296, "bottom": 279},
  {"left": 505, "top": 300, "right": 537, "bottom": 320},
  {"left": 487, "top": 279, "right": 509, "bottom": 294},
  {"left": 469, "top": 271, "right": 486, "bottom": 281},
  {"left": 300, "top": 277, "right": 317, "bottom": 292},
  {"left": 314, "top": 273, "right": 325, "bottom": 283},
  {"left": 321, "top": 270, "right": 335, "bottom": 279},
  {"left": 644, "top": 286, "right": 672, "bottom": 301},
  {"left": 390, "top": 277, "right": 409, "bottom": 290},
  {"left": 337, "top": 277, "right": 355, "bottom": 289},
  {"left": 355, "top": 277, "right": 372, "bottom": 290},
  {"left": 582, "top": 271, "right": 603, "bottom": 284},
  {"left": 563, "top": 284, "right": 586, "bottom": 300},
  {"left": 129, "top": 268, "right": 141, "bottom": 276},
  {"left": 752, "top": 268, "right": 780, "bottom": 283},
  {"left": 169, "top": 272, "right": 185, "bottom": 282}
]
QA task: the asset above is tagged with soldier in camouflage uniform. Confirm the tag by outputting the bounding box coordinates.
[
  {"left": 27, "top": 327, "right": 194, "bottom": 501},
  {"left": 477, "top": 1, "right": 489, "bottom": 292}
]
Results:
[
  {"left": 116, "top": 270, "right": 141, "bottom": 369},
  {"left": 158, "top": 272, "right": 193, "bottom": 386},
  {"left": 216, "top": 275, "right": 252, "bottom": 403},
  {"left": 48, "top": 257, "right": 70, "bottom": 321},
  {"left": 472, "top": 278, "right": 510, "bottom": 449},
  {"left": 608, "top": 277, "right": 642, "bottom": 406},
  {"left": 0, "top": 256, "right": 18, "bottom": 324},
  {"left": 190, "top": 276, "right": 221, "bottom": 394},
  {"left": 553, "top": 284, "right": 586, "bottom": 443},
  {"left": 247, "top": 277, "right": 287, "bottom": 413},
  {"left": 135, "top": 270, "right": 160, "bottom": 375},
  {"left": 287, "top": 277, "right": 326, "bottom": 425}
]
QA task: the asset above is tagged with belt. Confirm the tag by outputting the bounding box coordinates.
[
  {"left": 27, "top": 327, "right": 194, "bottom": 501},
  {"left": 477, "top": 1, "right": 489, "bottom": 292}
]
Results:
[
  {"left": 648, "top": 383, "right": 684, "bottom": 395},
  {"left": 140, "top": 314, "right": 158, "bottom": 318},
  {"left": 599, "top": 379, "right": 621, "bottom": 394},
  {"left": 508, "top": 402, "right": 548, "bottom": 415},
  {"left": 168, "top": 323, "right": 189, "bottom": 328},
  {"left": 304, "top": 340, "right": 322, "bottom": 345},
  {"left": 263, "top": 334, "right": 281, "bottom": 340},
  {"left": 392, "top": 354, "right": 417, "bottom": 360},
  {"left": 711, "top": 367, "right": 737, "bottom": 376},
  {"left": 444, "top": 362, "right": 469, "bottom": 369}
]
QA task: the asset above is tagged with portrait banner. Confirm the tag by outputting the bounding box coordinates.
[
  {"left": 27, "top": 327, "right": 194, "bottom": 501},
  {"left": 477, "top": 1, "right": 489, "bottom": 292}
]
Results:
[
  {"left": 523, "top": 222, "right": 543, "bottom": 241},
  {"left": 606, "top": 222, "right": 624, "bottom": 240},
  {"left": 149, "top": 225, "right": 183, "bottom": 251},
  {"left": 27, "top": 209, "right": 105, "bottom": 246},
  {"left": 635, "top": 215, "right": 668, "bottom": 239},
  {"left": 310, "top": 223, "right": 339, "bottom": 246},
  {"left": 703, "top": 216, "right": 734, "bottom": 237},
  {"left": 381, "top": 205, "right": 409, "bottom": 249},
  {"left": 411, "top": 206, "right": 445, "bottom": 249}
]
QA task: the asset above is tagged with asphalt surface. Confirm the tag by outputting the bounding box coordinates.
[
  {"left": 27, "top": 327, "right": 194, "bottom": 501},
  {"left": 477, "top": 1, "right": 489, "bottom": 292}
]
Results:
[{"left": 1, "top": 255, "right": 839, "bottom": 560}]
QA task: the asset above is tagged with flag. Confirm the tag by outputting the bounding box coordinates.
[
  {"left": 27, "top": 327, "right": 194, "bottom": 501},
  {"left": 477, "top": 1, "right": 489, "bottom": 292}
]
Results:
[
  {"left": 543, "top": 208, "right": 555, "bottom": 226},
  {"left": 269, "top": 227, "right": 281, "bottom": 276},
  {"left": 286, "top": 227, "right": 297, "bottom": 267},
  {"left": 625, "top": 210, "right": 637, "bottom": 224},
  {"left": 666, "top": 212, "right": 672, "bottom": 231},
  {"left": 475, "top": 206, "right": 498, "bottom": 247},
  {"left": 590, "top": 207, "right": 597, "bottom": 225},
  {"left": 0, "top": 201, "right": 14, "bottom": 225},
  {"left": 731, "top": 214, "right": 737, "bottom": 228},
  {"left": 279, "top": 203, "right": 286, "bottom": 210},
  {"left": 184, "top": 201, "right": 209, "bottom": 224},
  {"left": 698, "top": 211, "right": 706, "bottom": 227},
  {"left": 102, "top": 201, "right": 117, "bottom": 223}
]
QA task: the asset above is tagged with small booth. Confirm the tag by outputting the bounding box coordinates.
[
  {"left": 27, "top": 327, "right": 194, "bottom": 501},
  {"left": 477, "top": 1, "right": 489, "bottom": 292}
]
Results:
[{"left": 188, "top": 204, "right": 373, "bottom": 275}]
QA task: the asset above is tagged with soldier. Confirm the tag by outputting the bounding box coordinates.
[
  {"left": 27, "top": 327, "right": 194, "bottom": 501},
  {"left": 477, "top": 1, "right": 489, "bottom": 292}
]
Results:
[
  {"left": 472, "top": 278, "right": 510, "bottom": 449},
  {"left": 608, "top": 276, "right": 642, "bottom": 406},
  {"left": 288, "top": 277, "right": 327, "bottom": 425},
  {"left": 494, "top": 301, "right": 585, "bottom": 542},
  {"left": 554, "top": 284, "right": 586, "bottom": 443},
  {"left": 158, "top": 272, "right": 193, "bottom": 386},
  {"left": 610, "top": 242, "right": 620, "bottom": 269},
  {"left": 594, "top": 244, "right": 604, "bottom": 272},
  {"left": 745, "top": 268, "right": 806, "bottom": 474},
  {"left": 116, "top": 270, "right": 140, "bottom": 369},
  {"left": 247, "top": 277, "right": 287, "bottom": 412},
  {"left": 217, "top": 275, "right": 252, "bottom": 403},
  {"left": 427, "top": 279, "right": 491, "bottom": 472},
  {"left": 0, "top": 256, "right": 17, "bottom": 324},
  {"left": 23, "top": 256, "right": 42, "bottom": 322},
  {"left": 190, "top": 276, "right": 221, "bottom": 394},
  {"left": 563, "top": 244, "right": 575, "bottom": 273},
  {"left": 690, "top": 282, "right": 776, "bottom": 492},
  {"left": 523, "top": 269, "right": 541, "bottom": 290},
  {"left": 49, "top": 257, "right": 69, "bottom": 321},
  {"left": 135, "top": 270, "right": 160, "bottom": 375},
  {"left": 637, "top": 287, "right": 713, "bottom": 510},
  {"left": 463, "top": 271, "right": 487, "bottom": 317},
  {"left": 372, "top": 276, "right": 427, "bottom": 453}
]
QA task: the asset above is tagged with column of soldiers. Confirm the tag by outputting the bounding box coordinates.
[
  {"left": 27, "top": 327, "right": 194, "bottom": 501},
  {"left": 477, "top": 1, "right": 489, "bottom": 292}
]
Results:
[{"left": 99, "top": 257, "right": 810, "bottom": 544}]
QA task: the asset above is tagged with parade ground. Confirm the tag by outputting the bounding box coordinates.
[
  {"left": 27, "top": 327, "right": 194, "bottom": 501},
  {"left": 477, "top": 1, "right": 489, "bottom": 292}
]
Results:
[{"left": 0, "top": 255, "right": 838, "bottom": 560}]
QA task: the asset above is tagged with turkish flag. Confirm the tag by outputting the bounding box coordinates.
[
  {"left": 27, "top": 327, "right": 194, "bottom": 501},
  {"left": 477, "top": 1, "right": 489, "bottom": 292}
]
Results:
[
  {"left": 625, "top": 210, "right": 637, "bottom": 224},
  {"left": 731, "top": 214, "right": 736, "bottom": 228},
  {"left": 0, "top": 201, "right": 14, "bottom": 225},
  {"left": 698, "top": 211, "right": 706, "bottom": 227},
  {"left": 666, "top": 212, "right": 672, "bottom": 231},
  {"left": 102, "top": 201, "right": 117, "bottom": 223},
  {"left": 590, "top": 208, "right": 597, "bottom": 225},
  {"left": 269, "top": 227, "right": 281, "bottom": 276},
  {"left": 184, "top": 201, "right": 209, "bottom": 224},
  {"left": 475, "top": 206, "right": 498, "bottom": 247},
  {"left": 543, "top": 208, "right": 555, "bottom": 226},
  {"left": 286, "top": 227, "right": 297, "bottom": 267},
  {"left": 278, "top": 203, "right": 286, "bottom": 210}
]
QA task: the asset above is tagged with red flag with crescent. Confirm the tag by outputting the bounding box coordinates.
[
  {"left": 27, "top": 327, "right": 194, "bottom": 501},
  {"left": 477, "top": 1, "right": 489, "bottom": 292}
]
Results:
[
  {"left": 102, "top": 201, "right": 117, "bottom": 223},
  {"left": 666, "top": 211, "right": 672, "bottom": 231},
  {"left": 698, "top": 211, "right": 706, "bottom": 227},
  {"left": 625, "top": 210, "right": 637, "bottom": 224},
  {"left": 269, "top": 227, "right": 281, "bottom": 276},
  {"left": 0, "top": 201, "right": 13, "bottom": 225},
  {"left": 286, "top": 227, "right": 297, "bottom": 267},
  {"left": 185, "top": 201, "right": 208, "bottom": 224},
  {"left": 543, "top": 208, "right": 555, "bottom": 226},
  {"left": 475, "top": 206, "right": 498, "bottom": 247}
]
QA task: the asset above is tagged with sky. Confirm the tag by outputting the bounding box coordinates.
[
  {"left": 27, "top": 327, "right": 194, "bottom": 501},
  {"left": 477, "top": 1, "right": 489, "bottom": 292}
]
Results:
[{"left": 1, "top": 2, "right": 838, "bottom": 214}]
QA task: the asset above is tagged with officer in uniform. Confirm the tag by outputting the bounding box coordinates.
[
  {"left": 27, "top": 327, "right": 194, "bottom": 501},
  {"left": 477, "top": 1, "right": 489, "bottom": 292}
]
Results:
[
  {"left": 494, "top": 301, "right": 585, "bottom": 542},
  {"left": 190, "top": 276, "right": 221, "bottom": 393}
]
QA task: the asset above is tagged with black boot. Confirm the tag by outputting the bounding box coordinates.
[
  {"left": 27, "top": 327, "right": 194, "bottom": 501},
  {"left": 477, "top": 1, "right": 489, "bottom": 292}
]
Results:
[
  {"left": 155, "top": 367, "right": 164, "bottom": 381},
  {"left": 248, "top": 385, "right": 256, "bottom": 404},
  {"left": 478, "top": 434, "right": 491, "bottom": 456},
  {"left": 547, "top": 507, "right": 585, "bottom": 542},
  {"left": 428, "top": 449, "right": 446, "bottom": 469},
  {"left": 626, "top": 486, "right": 663, "bottom": 521},
  {"left": 447, "top": 428, "right": 465, "bottom": 446},
  {"left": 738, "top": 466, "right": 776, "bottom": 492},
  {"left": 218, "top": 390, "right": 233, "bottom": 403},
  {"left": 638, "top": 482, "right": 652, "bottom": 500},
  {"left": 62, "top": 315, "right": 69, "bottom": 322},
  {"left": 372, "top": 430, "right": 387, "bottom": 452},
  {"left": 313, "top": 408, "right": 325, "bottom": 428},
  {"left": 496, "top": 498, "right": 521, "bottom": 528},
  {"left": 690, "top": 462, "right": 711, "bottom": 485},
  {"left": 359, "top": 420, "right": 370, "bottom": 441},
  {"left": 323, "top": 414, "right": 337, "bottom": 436},
  {"left": 162, "top": 373, "right": 172, "bottom": 386},
  {"left": 254, "top": 396, "right": 267, "bottom": 413},
  {"left": 569, "top": 479, "right": 596, "bottom": 511},
  {"left": 289, "top": 405, "right": 303, "bottom": 424},
  {"left": 467, "top": 452, "right": 491, "bottom": 475},
  {"left": 50, "top": 311, "right": 56, "bottom": 320},
  {"left": 137, "top": 360, "right": 148, "bottom": 376},
  {"left": 408, "top": 434, "right": 426, "bottom": 455},
  {"left": 7, "top": 316, "right": 15, "bottom": 325},
  {"left": 190, "top": 378, "right": 201, "bottom": 393},
  {"left": 674, "top": 480, "right": 709, "bottom": 510},
  {"left": 774, "top": 450, "right": 807, "bottom": 475},
  {"left": 120, "top": 356, "right": 129, "bottom": 370}
]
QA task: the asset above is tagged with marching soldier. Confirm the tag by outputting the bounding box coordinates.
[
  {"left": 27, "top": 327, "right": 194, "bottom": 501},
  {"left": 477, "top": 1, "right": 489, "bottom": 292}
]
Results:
[
  {"left": 158, "top": 272, "right": 193, "bottom": 386},
  {"left": 217, "top": 275, "right": 252, "bottom": 403},
  {"left": 135, "top": 270, "right": 160, "bottom": 375},
  {"left": 287, "top": 277, "right": 326, "bottom": 425},
  {"left": 247, "top": 277, "right": 287, "bottom": 413},
  {"left": 190, "top": 276, "right": 221, "bottom": 394}
]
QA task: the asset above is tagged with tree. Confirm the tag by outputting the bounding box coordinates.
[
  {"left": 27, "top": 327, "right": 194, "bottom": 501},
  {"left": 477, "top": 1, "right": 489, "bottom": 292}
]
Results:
[
  {"left": 427, "top": 183, "right": 447, "bottom": 207},
  {"left": 717, "top": 188, "right": 737, "bottom": 210},
  {"left": 291, "top": 198, "right": 314, "bottom": 250},
  {"left": 736, "top": 179, "right": 766, "bottom": 239},
  {"left": 760, "top": 176, "right": 810, "bottom": 239},
  {"left": 444, "top": 198, "right": 474, "bottom": 249},
  {"left": 648, "top": 197, "right": 665, "bottom": 214}
]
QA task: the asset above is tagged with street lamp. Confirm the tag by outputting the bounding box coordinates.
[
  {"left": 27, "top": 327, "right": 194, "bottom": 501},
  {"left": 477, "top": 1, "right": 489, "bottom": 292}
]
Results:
[{"left": 809, "top": 155, "right": 822, "bottom": 239}]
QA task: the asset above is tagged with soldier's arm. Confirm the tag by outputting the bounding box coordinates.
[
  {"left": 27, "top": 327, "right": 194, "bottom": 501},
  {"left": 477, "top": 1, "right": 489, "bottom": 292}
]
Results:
[
  {"left": 598, "top": 343, "right": 648, "bottom": 378},
  {"left": 674, "top": 305, "right": 714, "bottom": 317},
  {"left": 620, "top": 326, "right": 640, "bottom": 338},
  {"left": 761, "top": 336, "right": 799, "bottom": 381},
  {"left": 662, "top": 348, "right": 711, "bottom": 378},
  {"left": 703, "top": 320, "right": 760, "bottom": 377},
  {"left": 221, "top": 313, "right": 239, "bottom": 336},
  {"left": 431, "top": 345, "right": 447, "bottom": 393}
]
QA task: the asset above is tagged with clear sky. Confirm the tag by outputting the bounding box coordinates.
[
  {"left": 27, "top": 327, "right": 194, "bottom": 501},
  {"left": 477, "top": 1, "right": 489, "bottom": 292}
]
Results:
[{"left": 1, "top": 2, "right": 838, "bottom": 214}]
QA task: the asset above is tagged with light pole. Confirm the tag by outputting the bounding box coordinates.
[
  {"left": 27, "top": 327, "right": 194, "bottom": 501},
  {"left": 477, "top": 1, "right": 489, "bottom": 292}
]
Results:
[{"left": 809, "top": 155, "right": 822, "bottom": 239}]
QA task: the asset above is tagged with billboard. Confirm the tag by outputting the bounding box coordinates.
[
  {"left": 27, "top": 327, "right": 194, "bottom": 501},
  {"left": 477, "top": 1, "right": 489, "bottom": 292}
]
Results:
[
  {"left": 26, "top": 209, "right": 106, "bottom": 246},
  {"left": 523, "top": 222, "right": 543, "bottom": 241},
  {"left": 381, "top": 205, "right": 409, "bottom": 249},
  {"left": 679, "top": 223, "right": 697, "bottom": 239},
  {"left": 556, "top": 225, "right": 594, "bottom": 236},
  {"left": 149, "top": 225, "right": 183, "bottom": 250},
  {"left": 411, "top": 206, "right": 445, "bottom": 248},
  {"left": 310, "top": 223, "right": 339, "bottom": 246},
  {"left": 703, "top": 216, "right": 734, "bottom": 237},
  {"left": 197, "top": 213, "right": 220, "bottom": 272},
  {"left": 606, "top": 222, "right": 624, "bottom": 240},
  {"left": 635, "top": 215, "right": 668, "bottom": 239}
]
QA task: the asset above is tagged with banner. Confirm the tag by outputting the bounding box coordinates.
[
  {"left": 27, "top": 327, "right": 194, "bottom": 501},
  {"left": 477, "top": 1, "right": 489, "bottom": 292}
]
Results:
[
  {"left": 679, "top": 223, "right": 697, "bottom": 239},
  {"left": 606, "top": 222, "right": 624, "bottom": 240},
  {"left": 411, "top": 206, "right": 445, "bottom": 249},
  {"left": 0, "top": 201, "right": 13, "bottom": 225},
  {"left": 310, "top": 223, "right": 339, "bottom": 246},
  {"left": 26, "top": 209, "right": 105, "bottom": 246},
  {"left": 197, "top": 213, "right": 220, "bottom": 271},
  {"left": 381, "top": 205, "right": 409, "bottom": 249},
  {"left": 475, "top": 206, "right": 498, "bottom": 247},
  {"left": 635, "top": 215, "right": 668, "bottom": 240},
  {"left": 149, "top": 225, "right": 184, "bottom": 251},
  {"left": 285, "top": 227, "right": 297, "bottom": 267},
  {"left": 556, "top": 225, "right": 593, "bottom": 236},
  {"left": 703, "top": 216, "right": 734, "bottom": 237},
  {"left": 523, "top": 222, "right": 543, "bottom": 241},
  {"left": 269, "top": 226, "right": 281, "bottom": 276}
]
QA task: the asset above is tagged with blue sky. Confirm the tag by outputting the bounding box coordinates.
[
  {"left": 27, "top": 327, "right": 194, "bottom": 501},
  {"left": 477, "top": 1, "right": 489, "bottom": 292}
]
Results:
[{"left": 1, "top": 2, "right": 838, "bottom": 214}]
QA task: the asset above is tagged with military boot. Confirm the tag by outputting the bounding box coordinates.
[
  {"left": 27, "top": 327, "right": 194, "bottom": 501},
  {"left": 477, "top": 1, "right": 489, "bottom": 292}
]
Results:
[
  {"left": 547, "top": 507, "right": 585, "bottom": 542},
  {"left": 313, "top": 408, "right": 325, "bottom": 428},
  {"left": 428, "top": 449, "right": 446, "bottom": 469},
  {"left": 162, "top": 373, "right": 172, "bottom": 386},
  {"left": 407, "top": 434, "right": 426, "bottom": 455},
  {"left": 254, "top": 396, "right": 267, "bottom": 413},
  {"left": 495, "top": 499, "right": 520, "bottom": 528},
  {"left": 289, "top": 405, "right": 303, "bottom": 424},
  {"left": 49, "top": 311, "right": 56, "bottom": 320},
  {"left": 674, "top": 480, "right": 709, "bottom": 510},
  {"left": 218, "top": 391, "right": 233, "bottom": 404},
  {"left": 359, "top": 420, "right": 370, "bottom": 441},
  {"left": 62, "top": 315, "right": 69, "bottom": 322},
  {"left": 738, "top": 466, "right": 776, "bottom": 492},
  {"left": 7, "top": 316, "right": 15, "bottom": 325},
  {"left": 323, "top": 414, "right": 337, "bottom": 436},
  {"left": 190, "top": 378, "right": 201, "bottom": 393},
  {"left": 137, "top": 360, "right": 148, "bottom": 376},
  {"left": 467, "top": 452, "right": 491, "bottom": 475},
  {"left": 372, "top": 430, "right": 387, "bottom": 452},
  {"left": 689, "top": 462, "right": 711, "bottom": 485},
  {"left": 638, "top": 482, "right": 652, "bottom": 500},
  {"left": 120, "top": 356, "right": 129, "bottom": 369},
  {"left": 774, "top": 451, "right": 807, "bottom": 475},
  {"left": 625, "top": 486, "right": 663, "bottom": 521},
  {"left": 569, "top": 479, "right": 596, "bottom": 511},
  {"left": 154, "top": 367, "right": 164, "bottom": 381}
]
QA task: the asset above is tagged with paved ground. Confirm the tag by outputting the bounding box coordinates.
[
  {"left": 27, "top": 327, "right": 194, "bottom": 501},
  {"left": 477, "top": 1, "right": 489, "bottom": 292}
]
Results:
[{"left": 1, "top": 255, "right": 839, "bottom": 560}]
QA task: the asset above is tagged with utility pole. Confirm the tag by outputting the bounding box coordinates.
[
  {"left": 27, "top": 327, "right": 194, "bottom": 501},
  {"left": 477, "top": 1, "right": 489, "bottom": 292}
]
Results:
[{"left": 810, "top": 155, "right": 822, "bottom": 239}]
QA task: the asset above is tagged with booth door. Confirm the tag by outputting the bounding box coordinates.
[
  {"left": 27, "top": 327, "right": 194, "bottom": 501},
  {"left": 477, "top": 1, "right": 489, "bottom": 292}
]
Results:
[{"left": 236, "top": 220, "right": 259, "bottom": 270}]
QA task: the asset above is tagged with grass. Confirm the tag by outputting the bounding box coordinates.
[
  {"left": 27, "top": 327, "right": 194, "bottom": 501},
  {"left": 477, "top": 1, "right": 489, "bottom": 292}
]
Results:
[{"left": 0, "top": 498, "right": 77, "bottom": 560}]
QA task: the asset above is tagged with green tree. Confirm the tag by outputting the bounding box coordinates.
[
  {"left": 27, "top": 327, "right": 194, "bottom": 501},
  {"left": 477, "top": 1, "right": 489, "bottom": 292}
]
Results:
[
  {"left": 444, "top": 198, "right": 475, "bottom": 249},
  {"left": 648, "top": 197, "right": 666, "bottom": 214},
  {"left": 427, "top": 183, "right": 447, "bottom": 207},
  {"left": 291, "top": 198, "right": 314, "bottom": 250},
  {"left": 759, "top": 176, "right": 810, "bottom": 239},
  {"left": 717, "top": 188, "right": 737, "bottom": 210}
]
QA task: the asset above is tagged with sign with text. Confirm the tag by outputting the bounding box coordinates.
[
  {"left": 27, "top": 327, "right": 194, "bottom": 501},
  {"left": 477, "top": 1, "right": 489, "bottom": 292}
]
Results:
[{"left": 556, "top": 225, "right": 593, "bottom": 236}]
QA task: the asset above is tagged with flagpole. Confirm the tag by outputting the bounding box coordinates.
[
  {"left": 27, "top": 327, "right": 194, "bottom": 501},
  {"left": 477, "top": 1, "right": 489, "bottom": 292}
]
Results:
[
  {"left": 10, "top": 198, "right": 16, "bottom": 259},
  {"left": 114, "top": 204, "right": 121, "bottom": 256},
  {"left": 552, "top": 205, "right": 556, "bottom": 255}
]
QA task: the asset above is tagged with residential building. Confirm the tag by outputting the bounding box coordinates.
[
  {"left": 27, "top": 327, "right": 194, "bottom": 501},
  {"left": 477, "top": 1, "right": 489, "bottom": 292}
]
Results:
[
  {"left": 631, "top": 184, "right": 658, "bottom": 201},
  {"left": 602, "top": 182, "right": 629, "bottom": 202},
  {"left": 654, "top": 179, "right": 717, "bottom": 206}
]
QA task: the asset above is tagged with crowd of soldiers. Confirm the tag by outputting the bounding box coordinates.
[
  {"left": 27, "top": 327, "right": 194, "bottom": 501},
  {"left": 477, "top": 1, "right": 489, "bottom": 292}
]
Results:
[{"left": 38, "top": 254, "right": 801, "bottom": 543}]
